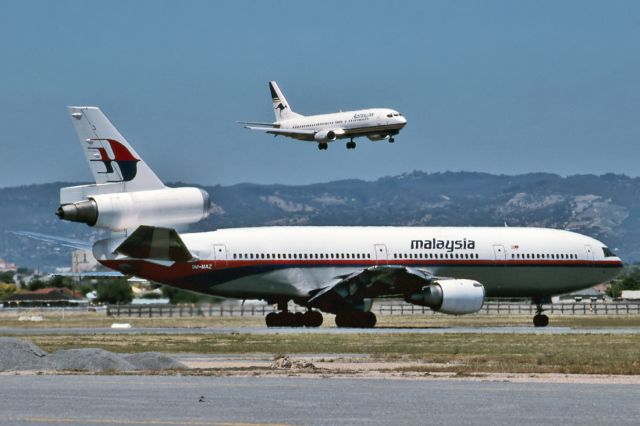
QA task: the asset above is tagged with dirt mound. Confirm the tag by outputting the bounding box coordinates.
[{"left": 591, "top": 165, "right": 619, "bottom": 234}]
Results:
[
  {"left": 0, "top": 338, "right": 185, "bottom": 373},
  {"left": 124, "top": 352, "right": 186, "bottom": 370},
  {"left": 47, "top": 349, "right": 137, "bottom": 372},
  {"left": 270, "top": 355, "right": 316, "bottom": 370},
  {"left": 0, "top": 337, "right": 49, "bottom": 371}
]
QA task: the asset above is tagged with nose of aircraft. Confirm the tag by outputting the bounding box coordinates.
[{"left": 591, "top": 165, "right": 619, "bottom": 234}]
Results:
[{"left": 398, "top": 115, "right": 407, "bottom": 126}]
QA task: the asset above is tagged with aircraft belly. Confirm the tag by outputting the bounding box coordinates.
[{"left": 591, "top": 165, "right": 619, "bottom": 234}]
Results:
[
  {"left": 434, "top": 266, "right": 613, "bottom": 297},
  {"left": 205, "top": 266, "right": 362, "bottom": 299}
]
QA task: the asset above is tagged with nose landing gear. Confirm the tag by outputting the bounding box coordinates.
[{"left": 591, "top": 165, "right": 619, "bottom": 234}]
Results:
[{"left": 532, "top": 299, "right": 550, "bottom": 327}]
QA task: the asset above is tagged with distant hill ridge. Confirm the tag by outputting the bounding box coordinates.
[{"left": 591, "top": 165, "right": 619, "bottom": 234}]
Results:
[{"left": 2, "top": 171, "right": 639, "bottom": 270}]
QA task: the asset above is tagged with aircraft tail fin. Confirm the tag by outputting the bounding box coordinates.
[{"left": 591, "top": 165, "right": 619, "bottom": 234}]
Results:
[
  {"left": 68, "top": 107, "right": 165, "bottom": 192},
  {"left": 269, "top": 81, "right": 302, "bottom": 121}
]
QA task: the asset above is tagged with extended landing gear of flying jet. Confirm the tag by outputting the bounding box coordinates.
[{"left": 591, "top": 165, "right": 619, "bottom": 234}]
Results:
[
  {"left": 389, "top": 137, "right": 395, "bottom": 143},
  {"left": 532, "top": 299, "right": 550, "bottom": 327},
  {"left": 318, "top": 143, "right": 328, "bottom": 151},
  {"left": 334, "top": 311, "right": 377, "bottom": 328},
  {"left": 346, "top": 140, "right": 356, "bottom": 150}
]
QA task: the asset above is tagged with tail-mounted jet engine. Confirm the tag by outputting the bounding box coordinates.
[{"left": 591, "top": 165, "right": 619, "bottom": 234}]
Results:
[
  {"left": 406, "top": 279, "right": 485, "bottom": 314},
  {"left": 56, "top": 187, "right": 211, "bottom": 231}
]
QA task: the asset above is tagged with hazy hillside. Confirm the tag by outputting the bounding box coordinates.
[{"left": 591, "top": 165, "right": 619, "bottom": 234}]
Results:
[{"left": 2, "top": 171, "right": 639, "bottom": 270}]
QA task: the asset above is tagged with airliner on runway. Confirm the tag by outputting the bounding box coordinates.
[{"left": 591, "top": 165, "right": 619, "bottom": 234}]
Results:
[
  {"left": 48, "top": 107, "right": 622, "bottom": 328},
  {"left": 240, "top": 81, "right": 407, "bottom": 150}
]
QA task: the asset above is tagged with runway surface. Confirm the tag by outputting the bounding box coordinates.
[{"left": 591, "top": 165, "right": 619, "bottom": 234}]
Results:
[
  {"left": 2, "top": 325, "right": 640, "bottom": 335},
  {"left": 0, "top": 375, "right": 638, "bottom": 425}
]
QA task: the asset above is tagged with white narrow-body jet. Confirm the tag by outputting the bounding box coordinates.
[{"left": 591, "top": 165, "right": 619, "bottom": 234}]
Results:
[{"left": 241, "top": 81, "right": 407, "bottom": 150}]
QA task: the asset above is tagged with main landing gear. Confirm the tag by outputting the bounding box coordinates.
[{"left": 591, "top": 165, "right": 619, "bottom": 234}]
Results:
[
  {"left": 265, "top": 301, "right": 323, "bottom": 328},
  {"left": 318, "top": 142, "right": 328, "bottom": 151},
  {"left": 334, "top": 311, "right": 377, "bottom": 328},
  {"left": 533, "top": 299, "right": 550, "bottom": 327},
  {"left": 346, "top": 140, "right": 356, "bottom": 150}
]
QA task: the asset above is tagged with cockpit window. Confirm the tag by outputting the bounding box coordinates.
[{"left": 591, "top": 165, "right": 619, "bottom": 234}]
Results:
[
  {"left": 602, "top": 247, "right": 616, "bottom": 257},
  {"left": 387, "top": 113, "right": 393, "bottom": 118}
]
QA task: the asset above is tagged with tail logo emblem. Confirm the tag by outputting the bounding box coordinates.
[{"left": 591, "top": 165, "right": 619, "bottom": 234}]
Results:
[
  {"left": 275, "top": 102, "right": 288, "bottom": 112},
  {"left": 88, "top": 139, "right": 139, "bottom": 182}
]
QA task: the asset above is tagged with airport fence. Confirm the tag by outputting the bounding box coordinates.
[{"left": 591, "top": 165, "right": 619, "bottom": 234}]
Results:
[{"left": 105, "top": 301, "right": 640, "bottom": 318}]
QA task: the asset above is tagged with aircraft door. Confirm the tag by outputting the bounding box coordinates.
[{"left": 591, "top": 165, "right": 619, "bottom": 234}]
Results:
[
  {"left": 584, "top": 245, "right": 594, "bottom": 261},
  {"left": 493, "top": 245, "right": 506, "bottom": 263},
  {"left": 213, "top": 244, "right": 228, "bottom": 268},
  {"left": 374, "top": 244, "right": 388, "bottom": 265}
]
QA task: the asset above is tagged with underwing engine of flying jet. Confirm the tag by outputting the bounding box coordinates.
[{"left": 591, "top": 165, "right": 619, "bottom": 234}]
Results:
[{"left": 314, "top": 129, "right": 344, "bottom": 142}]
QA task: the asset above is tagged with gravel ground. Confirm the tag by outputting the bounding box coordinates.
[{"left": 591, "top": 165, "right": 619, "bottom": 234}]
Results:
[{"left": 0, "top": 338, "right": 185, "bottom": 372}]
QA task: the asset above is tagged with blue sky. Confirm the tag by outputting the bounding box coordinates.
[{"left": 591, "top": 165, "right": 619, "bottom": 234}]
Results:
[{"left": 1, "top": 1, "right": 639, "bottom": 187}]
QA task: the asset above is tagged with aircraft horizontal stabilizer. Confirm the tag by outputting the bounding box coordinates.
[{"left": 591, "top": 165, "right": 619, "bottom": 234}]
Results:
[{"left": 115, "top": 225, "right": 195, "bottom": 262}]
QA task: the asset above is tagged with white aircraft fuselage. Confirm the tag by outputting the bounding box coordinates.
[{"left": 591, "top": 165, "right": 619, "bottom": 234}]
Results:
[
  {"left": 96, "top": 226, "right": 622, "bottom": 301},
  {"left": 278, "top": 108, "right": 407, "bottom": 142}
]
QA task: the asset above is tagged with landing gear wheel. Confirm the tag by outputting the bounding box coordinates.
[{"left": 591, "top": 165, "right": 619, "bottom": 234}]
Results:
[
  {"left": 318, "top": 143, "right": 328, "bottom": 150},
  {"left": 266, "top": 312, "right": 284, "bottom": 327},
  {"left": 389, "top": 137, "right": 395, "bottom": 143},
  {"left": 362, "top": 311, "right": 377, "bottom": 328},
  {"left": 346, "top": 141, "right": 356, "bottom": 149},
  {"left": 335, "top": 312, "right": 377, "bottom": 328},
  {"left": 292, "top": 312, "right": 305, "bottom": 327},
  {"left": 533, "top": 314, "right": 549, "bottom": 327},
  {"left": 303, "top": 310, "right": 323, "bottom": 327}
]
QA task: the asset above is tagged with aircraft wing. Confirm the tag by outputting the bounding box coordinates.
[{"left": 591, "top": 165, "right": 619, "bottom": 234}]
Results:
[
  {"left": 244, "top": 126, "right": 317, "bottom": 139},
  {"left": 10, "top": 231, "right": 93, "bottom": 251},
  {"left": 307, "top": 265, "right": 434, "bottom": 313}
]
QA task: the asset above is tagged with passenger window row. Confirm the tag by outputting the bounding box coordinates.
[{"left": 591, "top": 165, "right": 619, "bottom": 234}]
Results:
[
  {"left": 232, "top": 253, "right": 372, "bottom": 260},
  {"left": 512, "top": 253, "right": 578, "bottom": 259},
  {"left": 393, "top": 253, "right": 480, "bottom": 259}
]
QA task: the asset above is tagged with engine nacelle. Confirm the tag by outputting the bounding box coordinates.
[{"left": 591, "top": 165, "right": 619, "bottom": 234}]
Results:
[
  {"left": 367, "top": 134, "right": 389, "bottom": 141},
  {"left": 314, "top": 129, "right": 344, "bottom": 142},
  {"left": 56, "top": 187, "right": 211, "bottom": 231},
  {"left": 406, "top": 279, "right": 485, "bottom": 315}
]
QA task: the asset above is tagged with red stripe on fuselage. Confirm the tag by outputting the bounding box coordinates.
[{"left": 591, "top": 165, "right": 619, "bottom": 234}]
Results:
[{"left": 101, "top": 258, "right": 624, "bottom": 281}]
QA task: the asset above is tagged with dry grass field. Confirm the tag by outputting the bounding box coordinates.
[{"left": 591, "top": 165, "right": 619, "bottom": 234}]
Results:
[{"left": 2, "top": 310, "right": 639, "bottom": 376}]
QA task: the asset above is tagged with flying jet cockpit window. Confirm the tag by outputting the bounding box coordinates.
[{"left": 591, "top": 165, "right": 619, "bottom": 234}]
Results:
[
  {"left": 387, "top": 113, "right": 393, "bottom": 118},
  {"left": 602, "top": 247, "right": 616, "bottom": 257}
]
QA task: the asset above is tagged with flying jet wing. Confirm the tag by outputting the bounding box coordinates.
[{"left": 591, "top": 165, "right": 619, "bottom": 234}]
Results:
[
  {"left": 244, "top": 126, "right": 317, "bottom": 139},
  {"left": 236, "top": 121, "right": 279, "bottom": 127},
  {"left": 307, "top": 265, "right": 435, "bottom": 313}
]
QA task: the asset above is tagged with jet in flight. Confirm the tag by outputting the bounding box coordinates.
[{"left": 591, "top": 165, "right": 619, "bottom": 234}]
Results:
[
  {"left": 45, "top": 107, "right": 621, "bottom": 328},
  {"left": 240, "top": 81, "right": 407, "bottom": 150}
]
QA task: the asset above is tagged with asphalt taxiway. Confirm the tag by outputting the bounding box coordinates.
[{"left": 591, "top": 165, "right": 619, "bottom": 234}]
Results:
[
  {"left": 2, "top": 325, "right": 640, "bottom": 335},
  {"left": 0, "top": 375, "right": 638, "bottom": 425}
]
